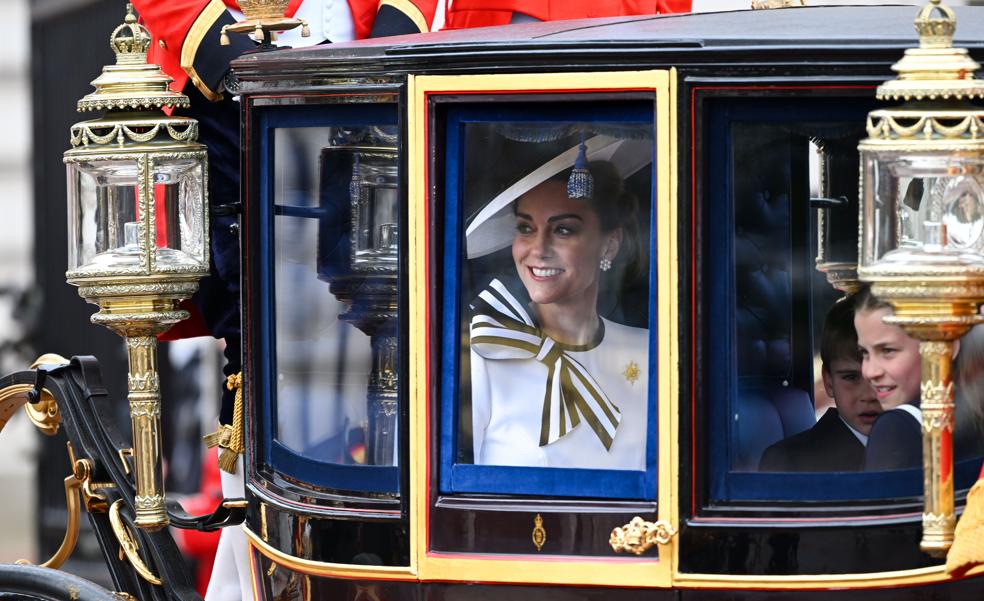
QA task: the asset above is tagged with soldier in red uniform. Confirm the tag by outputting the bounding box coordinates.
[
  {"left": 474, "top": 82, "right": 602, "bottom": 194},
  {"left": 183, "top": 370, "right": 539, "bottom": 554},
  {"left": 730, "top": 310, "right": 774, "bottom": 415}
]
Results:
[
  {"left": 442, "top": 0, "right": 691, "bottom": 29},
  {"left": 129, "top": 2, "right": 440, "bottom": 600},
  {"left": 129, "top": 0, "right": 442, "bottom": 449},
  {"left": 129, "top": 1, "right": 689, "bottom": 598},
  {"left": 135, "top": 0, "right": 441, "bottom": 99}
]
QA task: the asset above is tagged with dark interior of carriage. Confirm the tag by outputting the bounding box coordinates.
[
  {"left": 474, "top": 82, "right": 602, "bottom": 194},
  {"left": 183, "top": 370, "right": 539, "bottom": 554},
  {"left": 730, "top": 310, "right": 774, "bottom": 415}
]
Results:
[{"left": 702, "top": 94, "right": 984, "bottom": 504}]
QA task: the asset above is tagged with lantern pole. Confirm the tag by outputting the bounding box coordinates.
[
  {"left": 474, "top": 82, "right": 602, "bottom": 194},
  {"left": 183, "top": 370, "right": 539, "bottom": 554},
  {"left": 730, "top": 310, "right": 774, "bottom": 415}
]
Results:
[{"left": 858, "top": 0, "right": 984, "bottom": 555}]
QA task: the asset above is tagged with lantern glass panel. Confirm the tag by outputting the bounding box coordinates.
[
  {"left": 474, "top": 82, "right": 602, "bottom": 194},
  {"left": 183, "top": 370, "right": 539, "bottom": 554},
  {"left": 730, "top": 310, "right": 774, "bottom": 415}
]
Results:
[
  {"left": 271, "top": 122, "right": 400, "bottom": 477},
  {"left": 860, "top": 150, "right": 984, "bottom": 267},
  {"left": 67, "top": 159, "right": 144, "bottom": 272},
  {"left": 151, "top": 156, "right": 207, "bottom": 270},
  {"left": 351, "top": 152, "right": 399, "bottom": 270}
]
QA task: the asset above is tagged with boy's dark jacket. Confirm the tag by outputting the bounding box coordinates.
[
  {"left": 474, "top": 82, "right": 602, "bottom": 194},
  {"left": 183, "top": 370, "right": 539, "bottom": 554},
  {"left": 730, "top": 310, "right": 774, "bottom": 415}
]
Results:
[{"left": 759, "top": 407, "right": 864, "bottom": 472}]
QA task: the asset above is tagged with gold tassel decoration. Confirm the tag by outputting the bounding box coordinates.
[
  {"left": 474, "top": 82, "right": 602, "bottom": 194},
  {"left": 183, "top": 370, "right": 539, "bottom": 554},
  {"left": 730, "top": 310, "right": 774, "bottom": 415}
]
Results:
[
  {"left": 204, "top": 372, "right": 245, "bottom": 474},
  {"left": 202, "top": 424, "right": 231, "bottom": 450},
  {"left": 947, "top": 475, "right": 984, "bottom": 576}
]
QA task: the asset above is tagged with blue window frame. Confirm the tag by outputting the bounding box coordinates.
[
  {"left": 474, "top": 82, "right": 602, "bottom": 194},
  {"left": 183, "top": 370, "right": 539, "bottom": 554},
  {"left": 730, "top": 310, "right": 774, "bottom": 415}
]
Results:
[
  {"left": 704, "top": 96, "right": 984, "bottom": 502},
  {"left": 256, "top": 103, "right": 400, "bottom": 494},
  {"left": 438, "top": 100, "right": 658, "bottom": 500}
]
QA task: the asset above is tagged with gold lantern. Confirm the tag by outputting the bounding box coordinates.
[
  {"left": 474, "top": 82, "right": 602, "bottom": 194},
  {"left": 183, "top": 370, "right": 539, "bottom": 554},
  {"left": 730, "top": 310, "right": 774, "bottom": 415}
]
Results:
[
  {"left": 857, "top": 0, "right": 984, "bottom": 555},
  {"left": 63, "top": 4, "right": 210, "bottom": 530}
]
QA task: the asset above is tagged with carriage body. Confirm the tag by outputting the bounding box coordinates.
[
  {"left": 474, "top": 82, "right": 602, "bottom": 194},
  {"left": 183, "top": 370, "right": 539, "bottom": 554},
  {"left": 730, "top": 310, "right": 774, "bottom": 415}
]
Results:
[{"left": 227, "top": 5, "right": 984, "bottom": 599}]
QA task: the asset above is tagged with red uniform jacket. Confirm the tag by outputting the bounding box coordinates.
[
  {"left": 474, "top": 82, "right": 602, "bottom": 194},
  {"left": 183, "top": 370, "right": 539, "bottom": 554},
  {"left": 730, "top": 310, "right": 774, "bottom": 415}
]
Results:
[
  {"left": 444, "top": 0, "right": 691, "bottom": 29},
  {"left": 131, "top": 0, "right": 439, "bottom": 341},
  {"left": 131, "top": 0, "right": 439, "bottom": 100}
]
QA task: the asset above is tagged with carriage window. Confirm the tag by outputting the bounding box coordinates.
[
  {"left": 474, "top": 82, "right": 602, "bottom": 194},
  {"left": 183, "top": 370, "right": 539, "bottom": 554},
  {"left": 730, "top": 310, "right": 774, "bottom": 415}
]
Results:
[
  {"left": 440, "top": 101, "right": 657, "bottom": 499},
  {"left": 703, "top": 96, "right": 984, "bottom": 503},
  {"left": 259, "top": 105, "right": 400, "bottom": 494}
]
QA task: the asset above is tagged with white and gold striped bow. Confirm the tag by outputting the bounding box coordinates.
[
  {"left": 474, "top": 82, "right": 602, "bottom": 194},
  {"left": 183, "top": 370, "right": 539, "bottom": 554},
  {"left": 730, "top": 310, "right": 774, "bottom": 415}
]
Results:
[{"left": 470, "top": 279, "right": 621, "bottom": 450}]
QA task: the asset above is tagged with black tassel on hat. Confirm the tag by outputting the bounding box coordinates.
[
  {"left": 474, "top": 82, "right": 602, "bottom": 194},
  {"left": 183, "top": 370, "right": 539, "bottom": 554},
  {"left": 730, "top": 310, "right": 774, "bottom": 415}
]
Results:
[{"left": 567, "top": 135, "right": 593, "bottom": 200}]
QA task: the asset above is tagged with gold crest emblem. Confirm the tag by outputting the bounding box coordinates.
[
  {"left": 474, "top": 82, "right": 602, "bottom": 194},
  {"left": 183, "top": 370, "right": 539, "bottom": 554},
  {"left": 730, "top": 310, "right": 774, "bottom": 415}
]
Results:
[{"left": 532, "top": 514, "right": 546, "bottom": 551}]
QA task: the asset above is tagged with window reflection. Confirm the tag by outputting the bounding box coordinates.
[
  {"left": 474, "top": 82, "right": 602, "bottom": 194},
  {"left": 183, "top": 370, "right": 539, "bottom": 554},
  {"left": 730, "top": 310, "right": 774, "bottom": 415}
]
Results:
[{"left": 272, "top": 125, "right": 399, "bottom": 468}]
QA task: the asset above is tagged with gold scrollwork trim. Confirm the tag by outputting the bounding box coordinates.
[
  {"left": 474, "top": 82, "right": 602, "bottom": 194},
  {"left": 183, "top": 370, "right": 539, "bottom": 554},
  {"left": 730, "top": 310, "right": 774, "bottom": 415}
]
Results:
[
  {"left": 879, "top": 88, "right": 984, "bottom": 102},
  {"left": 922, "top": 408, "right": 955, "bottom": 433},
  {"left": 610, "top": 517, "right": 677, "bottom": 555},
  {"left": 244, "top": 526, "right": 418, "bottom": 580},
  {"left": 134, "top": 495, "right": 166, "bottom": 510},
  {"left": 920, "top": 379, "right": 953, "bottom": 405},
  {"left": 129, "top": 400, "right": 161, "bottom": 418},
  {"left": 126, "top": 337, "right": 156, "bottom": 349},
  {"left": 920, "top": 340, "right": 954, "bottom": 356},
  {"left": 67, "top": 267, "right": 149, "bottom": 282},
  {"left": 924, "top": 512, "right": 957, "bottom": 531},
  {"left": 76, "top": 96, "right": 190, "bottom": 112},
  {"left": 70, "top": 121, "right": 198, "bottom": 149},
  {"left": 138, "top": 156, "right": 151, "bottom": 272},
  {"left": 865, "top": 113, "right": 984, "bottom": 142},
  {"left": 150, "top": 263, "right": 210, "bottom": 276},
  {"left": 64, "top": 150, "right": 207, "bottom": 164},
  {"left": 127, "top": 372, "right": 160, "bottom": 393},
  {"left": 91, "top": 311, "right": 190, "bottom": 327},
  {"left": 77, "top": 282, "right": 200, "bottom": 298},
  {"left": 108, "top": 500, "right": 162, "bottom": 586}
]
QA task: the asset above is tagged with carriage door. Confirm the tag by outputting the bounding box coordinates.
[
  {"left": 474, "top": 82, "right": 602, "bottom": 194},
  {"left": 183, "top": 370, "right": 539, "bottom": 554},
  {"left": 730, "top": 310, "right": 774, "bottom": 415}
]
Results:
[{"left": 409, "top": 70, "right": 677, "bottom": 589}]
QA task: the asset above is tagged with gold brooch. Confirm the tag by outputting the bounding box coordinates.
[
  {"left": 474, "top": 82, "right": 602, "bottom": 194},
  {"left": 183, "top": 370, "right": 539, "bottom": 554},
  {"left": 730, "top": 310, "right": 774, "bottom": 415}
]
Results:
[{"left": 623, "top": 361, "right": 640, "bottom": 385}]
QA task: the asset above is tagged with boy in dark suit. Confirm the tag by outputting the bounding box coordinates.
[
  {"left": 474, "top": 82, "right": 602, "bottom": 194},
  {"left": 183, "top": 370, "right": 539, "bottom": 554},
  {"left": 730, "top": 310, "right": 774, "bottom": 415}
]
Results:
[{"left": 759, "top": 299, "right": 883, "bottom": 472}]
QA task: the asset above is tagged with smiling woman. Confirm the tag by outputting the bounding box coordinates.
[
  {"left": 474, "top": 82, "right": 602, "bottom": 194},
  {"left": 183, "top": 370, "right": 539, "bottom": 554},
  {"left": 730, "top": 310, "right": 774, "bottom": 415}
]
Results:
[{"left": 457, "top": 121, "right": 653, "bottom": 475}]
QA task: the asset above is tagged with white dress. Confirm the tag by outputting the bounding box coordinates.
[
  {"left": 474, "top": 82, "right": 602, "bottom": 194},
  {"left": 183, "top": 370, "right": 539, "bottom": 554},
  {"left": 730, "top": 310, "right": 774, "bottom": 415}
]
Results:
[{"left": 470, "top": 317, "right": 650, "bottom": 471}]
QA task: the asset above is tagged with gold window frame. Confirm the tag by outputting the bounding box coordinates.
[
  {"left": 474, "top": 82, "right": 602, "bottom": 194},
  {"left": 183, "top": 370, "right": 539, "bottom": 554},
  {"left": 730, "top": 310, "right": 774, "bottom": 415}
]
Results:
[{"left": 407, "top": 69, "right": 679, "bottom": 588}]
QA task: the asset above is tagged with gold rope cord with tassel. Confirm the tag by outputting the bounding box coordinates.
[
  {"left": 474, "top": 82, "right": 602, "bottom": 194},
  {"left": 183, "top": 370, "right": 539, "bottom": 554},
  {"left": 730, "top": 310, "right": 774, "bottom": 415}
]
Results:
[
  {"left": 203, "top": 372, "right": 244, "bottom": 474},
  {"left": 947, "top": 474, "right": 984, "bottom": 576}
]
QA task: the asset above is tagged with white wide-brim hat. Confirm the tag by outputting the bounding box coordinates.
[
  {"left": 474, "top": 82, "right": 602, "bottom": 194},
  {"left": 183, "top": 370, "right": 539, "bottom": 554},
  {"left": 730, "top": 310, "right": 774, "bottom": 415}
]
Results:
[{"left": 464, "top": 135, "right": 653, "bottom": 259}]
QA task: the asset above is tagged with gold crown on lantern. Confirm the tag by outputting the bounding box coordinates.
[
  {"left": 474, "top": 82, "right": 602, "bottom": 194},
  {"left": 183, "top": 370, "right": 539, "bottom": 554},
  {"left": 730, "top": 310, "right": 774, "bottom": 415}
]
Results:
[
  {"left": 109, "top": 4, "right": 152, "bottom": 59},
  {"left": 913, "top": 0, "right": 956, "bottom": 49},
  {"left": 77, "top": 3, "right": 189, "bottom": 112}
]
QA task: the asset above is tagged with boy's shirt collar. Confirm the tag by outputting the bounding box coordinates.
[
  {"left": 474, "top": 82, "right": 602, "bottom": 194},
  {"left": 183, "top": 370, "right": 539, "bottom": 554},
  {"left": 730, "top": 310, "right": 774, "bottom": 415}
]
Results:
[{"left": 838, "top": 414, "right": 869, "bottom": 447}]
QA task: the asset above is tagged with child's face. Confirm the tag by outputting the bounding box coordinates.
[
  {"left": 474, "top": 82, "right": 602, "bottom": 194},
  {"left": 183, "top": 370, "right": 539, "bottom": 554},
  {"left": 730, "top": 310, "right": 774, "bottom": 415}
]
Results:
[
  {"left": 822, "top": 357, "right": 882, "bottom": 435},
  {"left": 855, "top": 307, "right": 922, "bottom": 410}
]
